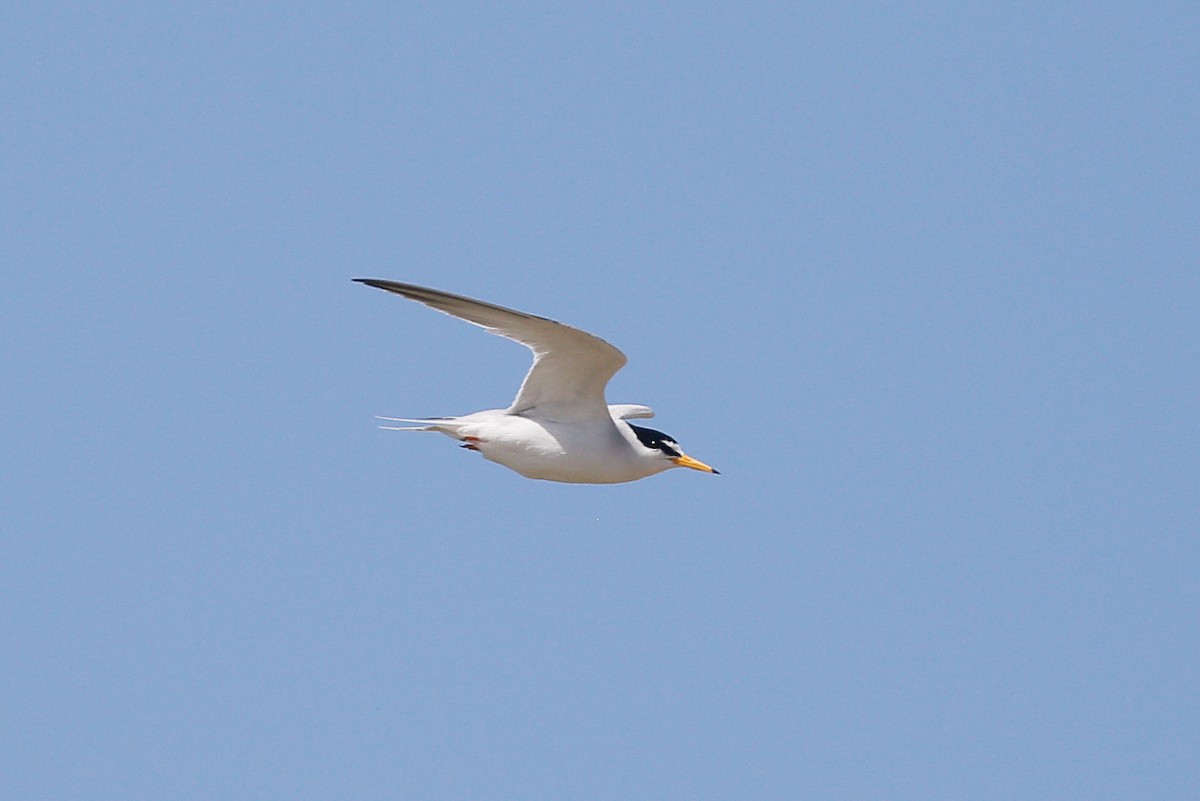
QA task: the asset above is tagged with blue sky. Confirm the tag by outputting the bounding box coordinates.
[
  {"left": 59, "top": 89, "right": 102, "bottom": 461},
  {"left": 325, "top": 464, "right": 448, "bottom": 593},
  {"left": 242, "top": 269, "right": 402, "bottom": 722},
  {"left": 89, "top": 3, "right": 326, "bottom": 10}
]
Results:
[{"left": 3, "top": 3, "right": 1197, "bottom": 799}]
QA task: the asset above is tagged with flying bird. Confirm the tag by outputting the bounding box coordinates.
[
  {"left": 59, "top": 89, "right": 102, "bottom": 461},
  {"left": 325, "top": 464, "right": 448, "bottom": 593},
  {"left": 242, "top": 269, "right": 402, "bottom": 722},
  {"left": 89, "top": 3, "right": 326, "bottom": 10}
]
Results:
[{"left": 355, "top": 279, "right": 719, "bottom": 484}]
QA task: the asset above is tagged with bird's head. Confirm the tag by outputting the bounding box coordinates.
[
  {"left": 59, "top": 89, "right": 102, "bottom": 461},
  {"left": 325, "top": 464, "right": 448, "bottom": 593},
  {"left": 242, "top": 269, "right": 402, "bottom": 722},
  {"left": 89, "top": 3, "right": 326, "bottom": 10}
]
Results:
[{"left": 628, "top": 424, "right": 719, "bottom": 475}]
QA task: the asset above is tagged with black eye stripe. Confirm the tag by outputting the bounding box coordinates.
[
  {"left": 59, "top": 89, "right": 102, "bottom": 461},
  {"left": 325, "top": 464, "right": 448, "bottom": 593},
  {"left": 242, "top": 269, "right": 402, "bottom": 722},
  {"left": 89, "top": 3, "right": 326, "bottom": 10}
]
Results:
[{"left": 628, "top": 424, "right": 682, "bottom": 457}]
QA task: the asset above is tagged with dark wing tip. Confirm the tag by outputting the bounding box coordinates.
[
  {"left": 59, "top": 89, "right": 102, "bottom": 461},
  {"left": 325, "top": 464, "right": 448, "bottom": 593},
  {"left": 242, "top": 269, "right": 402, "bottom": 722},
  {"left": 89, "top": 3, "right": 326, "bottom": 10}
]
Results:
[{"left": 354, "top": 278, "right": 424, "bottom": 298}]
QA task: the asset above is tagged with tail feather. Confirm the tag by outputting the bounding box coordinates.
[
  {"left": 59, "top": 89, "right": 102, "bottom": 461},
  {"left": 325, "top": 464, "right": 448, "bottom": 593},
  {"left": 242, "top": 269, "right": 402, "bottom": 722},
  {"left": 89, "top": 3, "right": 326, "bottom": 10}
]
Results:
[{"left": 374, "top": 415, "right": 465, "bottom": 436}]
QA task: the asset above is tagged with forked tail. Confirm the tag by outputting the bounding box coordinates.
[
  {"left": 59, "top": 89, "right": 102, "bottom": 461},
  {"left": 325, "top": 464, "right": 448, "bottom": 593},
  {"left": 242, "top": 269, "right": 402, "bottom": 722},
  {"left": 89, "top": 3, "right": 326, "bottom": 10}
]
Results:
[{"left": 375, "top": 415, "right": 462, "bottom": 434}]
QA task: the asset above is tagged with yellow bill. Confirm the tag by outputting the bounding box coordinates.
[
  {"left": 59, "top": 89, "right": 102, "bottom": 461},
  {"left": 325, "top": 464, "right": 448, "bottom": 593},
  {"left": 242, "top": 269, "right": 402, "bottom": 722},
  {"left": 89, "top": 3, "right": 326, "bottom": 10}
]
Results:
[{"left": 672, "top": 454, "right": 720, "bottom": 474}]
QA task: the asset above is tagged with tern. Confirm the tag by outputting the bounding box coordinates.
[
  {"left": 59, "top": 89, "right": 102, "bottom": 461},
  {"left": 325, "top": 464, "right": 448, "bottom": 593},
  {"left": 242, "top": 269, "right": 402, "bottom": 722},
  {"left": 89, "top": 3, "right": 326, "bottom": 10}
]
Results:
[{"left": 355, "top": 279, "right": 719, "bottom": 484}]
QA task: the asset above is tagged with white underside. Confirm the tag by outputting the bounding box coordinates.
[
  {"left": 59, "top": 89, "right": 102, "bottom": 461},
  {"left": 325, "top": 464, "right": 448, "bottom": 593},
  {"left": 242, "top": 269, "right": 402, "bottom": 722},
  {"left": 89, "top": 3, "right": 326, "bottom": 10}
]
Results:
[{"left": 384, "top": 407, "right": 675, "bottom": 484}]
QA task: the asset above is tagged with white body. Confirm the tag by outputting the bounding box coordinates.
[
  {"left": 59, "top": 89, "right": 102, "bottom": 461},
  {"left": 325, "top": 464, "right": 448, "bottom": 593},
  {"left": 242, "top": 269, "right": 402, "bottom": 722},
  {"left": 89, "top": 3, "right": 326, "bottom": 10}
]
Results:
[{"left": 409, "top": 408, "right": 676, "bottom": 484}]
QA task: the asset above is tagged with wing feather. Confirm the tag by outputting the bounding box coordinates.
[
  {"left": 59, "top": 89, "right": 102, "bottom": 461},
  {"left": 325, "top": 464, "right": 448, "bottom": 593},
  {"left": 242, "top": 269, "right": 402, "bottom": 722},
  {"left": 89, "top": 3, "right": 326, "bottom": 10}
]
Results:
[
  {"left": 608, "top": 404, "right": 655, "bottom": 420},
  {"left": 355, "top": 279, "right": 627, "bottom": 421}
]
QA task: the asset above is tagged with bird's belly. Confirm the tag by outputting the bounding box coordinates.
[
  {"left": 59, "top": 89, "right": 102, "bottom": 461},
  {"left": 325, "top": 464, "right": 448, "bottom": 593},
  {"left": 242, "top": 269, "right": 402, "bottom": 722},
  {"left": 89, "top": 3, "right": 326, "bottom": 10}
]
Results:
[{"left": 474, "top": 420, "right": 648, "bottom": 484}]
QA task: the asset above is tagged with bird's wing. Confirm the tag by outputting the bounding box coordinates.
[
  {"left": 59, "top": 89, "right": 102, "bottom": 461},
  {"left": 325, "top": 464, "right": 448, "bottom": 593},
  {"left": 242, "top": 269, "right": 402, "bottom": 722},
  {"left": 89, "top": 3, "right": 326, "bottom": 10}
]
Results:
[
  {"left": 355, "top": 279, "right": 627, "bottom": 422},
  {"left": 608, "top": 404, "right": 655, "bottom": 420}
]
